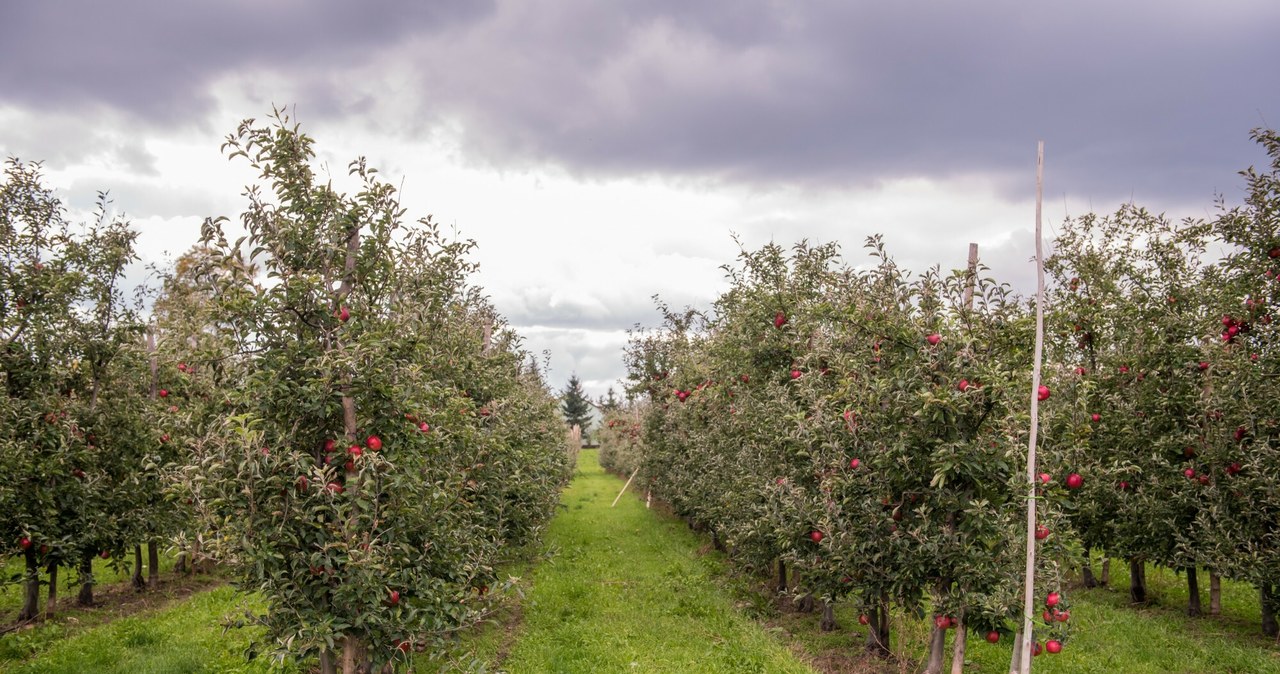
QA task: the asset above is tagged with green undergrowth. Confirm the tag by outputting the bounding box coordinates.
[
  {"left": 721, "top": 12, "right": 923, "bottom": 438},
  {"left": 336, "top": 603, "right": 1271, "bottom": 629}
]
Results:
[
  {"left": 0, "top": 550, "right": 181, "bottom": 619},
  {"left": 748, "top": 557, "right": 1280, "bottom": 673},
  {"left": 496, "top": 449, "right": 815, "bottom": 673},
  {"left": 1, "top": 584, "right": 293, "bottom": 674}
]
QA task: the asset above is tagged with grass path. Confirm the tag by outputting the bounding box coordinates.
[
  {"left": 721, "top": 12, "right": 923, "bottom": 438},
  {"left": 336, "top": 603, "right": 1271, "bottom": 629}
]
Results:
[{"left": 497, "top": 450, "right": 815, "bottom": 673}]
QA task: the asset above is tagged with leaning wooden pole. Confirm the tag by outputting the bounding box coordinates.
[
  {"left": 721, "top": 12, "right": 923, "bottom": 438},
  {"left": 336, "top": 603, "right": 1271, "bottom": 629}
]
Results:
[
  {"left": 1015, "top": 141, "right": 1047, "bottom": 674},
  {"left": 612, "top": 468, "right": 640, "bottom": 507}
]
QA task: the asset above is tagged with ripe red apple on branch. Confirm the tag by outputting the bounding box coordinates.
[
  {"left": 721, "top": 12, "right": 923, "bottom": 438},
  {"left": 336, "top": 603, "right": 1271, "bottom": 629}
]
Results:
[
  {"left": 366, "top": 435, "right": 382, "bottom": 451},
  {"left": 809, "top": 530, "right": 824, "bottom": 543},
  {"left": 774, "top": 311, "right": 787, "bottom": 328},
  {"left": 926, "top": 333, "right": 941, "bottom": 345},
  {"left": 1066, "top": 473, "right": 1083, "bottom": 489}
]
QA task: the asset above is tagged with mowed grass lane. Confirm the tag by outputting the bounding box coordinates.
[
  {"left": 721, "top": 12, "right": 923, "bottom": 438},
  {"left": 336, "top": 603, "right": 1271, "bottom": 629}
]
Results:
[{"left": 499, "top": 450, "right": 814, "bottom": 673}]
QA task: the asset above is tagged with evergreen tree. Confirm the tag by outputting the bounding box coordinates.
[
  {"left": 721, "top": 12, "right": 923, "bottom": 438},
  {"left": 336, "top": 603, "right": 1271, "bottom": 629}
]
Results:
[
  {"left": 561, "top": 374, "right": 594, "bottom": 442},
  {"left": 597, "top": 386, "right": 621, "bottom": 413}
]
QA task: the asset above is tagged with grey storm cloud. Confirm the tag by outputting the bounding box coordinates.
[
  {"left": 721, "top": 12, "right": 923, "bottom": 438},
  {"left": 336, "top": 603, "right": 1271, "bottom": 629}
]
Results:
[{"left": 3, "top": 1, "right": 1276, "bottom": 206}]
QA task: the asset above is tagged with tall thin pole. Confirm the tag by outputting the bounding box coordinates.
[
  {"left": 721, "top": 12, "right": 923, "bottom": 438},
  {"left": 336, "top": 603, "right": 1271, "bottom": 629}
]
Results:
[{"left": 1017, "top": 141, "right": 1047, "bottom": 673}]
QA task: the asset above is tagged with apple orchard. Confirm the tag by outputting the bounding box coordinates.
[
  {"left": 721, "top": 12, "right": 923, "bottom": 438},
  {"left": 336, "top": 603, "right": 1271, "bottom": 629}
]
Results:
[
  {"left": 599, "top": 130, "right": 1280, "bottom": 671},
  {"left": 1, "top": 113, "right": 573, "bottom": 674},
  {"left": 4, "top": 112, "right": 1280, "bottom": 673}
]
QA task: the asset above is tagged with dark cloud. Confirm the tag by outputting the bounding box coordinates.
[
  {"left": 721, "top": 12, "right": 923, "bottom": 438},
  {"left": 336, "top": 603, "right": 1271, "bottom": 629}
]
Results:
[
  {"left": 0, "top": 0, "right": 490, "bottom": 123},
  {"left": 4, "top": 1, "right": 1275, "bottom": 205},
  {"left": 421, "top": 0, "right": 1278, "bottom": 205}
]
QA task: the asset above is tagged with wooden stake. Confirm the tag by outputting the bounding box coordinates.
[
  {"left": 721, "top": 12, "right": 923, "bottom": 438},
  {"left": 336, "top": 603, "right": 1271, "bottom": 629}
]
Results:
[
  {"left": 1015, "top": 141, "right": 1047, "bottom": 674},
  {"left": 963, "top": 243, "right": 979, "bottom": 310},
  {"left": 612, "top": 468, "right": 640, "bottom": 507}
]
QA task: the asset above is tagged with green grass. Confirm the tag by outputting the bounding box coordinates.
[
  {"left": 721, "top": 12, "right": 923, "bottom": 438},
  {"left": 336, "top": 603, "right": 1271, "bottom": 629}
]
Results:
[
  {"left": 1, "top": 585, "right": 296, "bottom": 674},
  {"left": 767, "top": 557, "right": 1280, "bottom": 673},
  {"left": 1, "top": 550, "right": 181, "bottom": 619},
  {"left": 498, "top": 450, "right": 815, "bottom": 673}
]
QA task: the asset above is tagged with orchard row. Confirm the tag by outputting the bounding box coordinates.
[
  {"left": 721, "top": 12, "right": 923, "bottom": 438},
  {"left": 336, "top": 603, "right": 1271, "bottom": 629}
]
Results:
[
  {"left": 599, "top": 129, "right": 1280, "bottom": 672},
  {"left": 0, "top": 111, "right": 573, "bottom": 674}
]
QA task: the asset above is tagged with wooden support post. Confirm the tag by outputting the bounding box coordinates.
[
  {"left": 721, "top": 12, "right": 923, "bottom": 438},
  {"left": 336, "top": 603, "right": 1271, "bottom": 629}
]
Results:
[
  {"left": 612, "top": 468, "right": 640, "bottom": 507},
  {"left": 1014, "top": 141, "right": 1046, "bottom": 674}
]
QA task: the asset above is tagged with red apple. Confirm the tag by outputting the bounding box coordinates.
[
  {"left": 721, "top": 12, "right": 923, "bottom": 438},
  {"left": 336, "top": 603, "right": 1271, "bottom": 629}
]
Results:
[
  {"left": 1045, "top": 591, "right": 1060, "bottom": 608},
  {"left": 1046, "top": 640, "right": 1062, "bottom": 654},
  {"left": 338, "top": 306, "right": 350, "bottom": 322},
  {"left": 366, "top": 435, "right": 382, "bottom": 451},
  {"left": 809, "top": 530, "right": 824, "bottom": 543},
  {"left": 1184, "top": 468, "right": 1196, "bottom": 479},
  {"left": 1035, "top": 525, "right": 1050, "bottom": 540},
  {"left": 349, "top": 445, "right": 362, "bottom": 458},
  {"left": 985, "top": 631, "right": 1000, "bottom": 644},
  {"left": 790, "top": 369, "right": 802, "bottom": 380},
  {"left": 1234, "top": 426, "right": 1247, "bottom": 441},
  {"left": 1090, "top": 413, "right": 1101, "bottom": 423},
  {"left": 1198, "top": 475, "right": 1210, "bottom": 486},
  {"left": 1119, "top": 365, "right": 1130, "bottom": 374},
  {"left": 1065, "top": 473, "right": 1083, "bottom": 489},
  {"left": 1198, "top": 361, "right": 1210, "bottom": 371},
  {"left": 1227, "top": 462, "right": 1242, "bottom": 476},
  {"left": 19, "top": 537, "right": 32, "bottom": 550},
  {"left": 1074, "top": 366, "right": 1086, "bottom": 375},
  {"left": 957, "top": 379, "right": 970, "bottom": 392},
  {"left": 327, "top": 481, "right": 344, "bottom": 494},
  {"left": 1038, "top": 472, "right": 1052, "bottom": 485},
  {"left": 926, "top": 333, "right": 941, "bottom": 345},
  {"left": 1037, "top": 385, "right": 1051, "bottom": 401},
  {"left": 1031, "top": 641, "right": 1043, "bottom": 657},
  {"left": 260, "top": 447, "right": 270, "bottom": 457},
  {"left": 388, "top": 589, "right": 400, "bottom": 606},
  {"left": 324, "top": 439, "right": 336, "bottom": 453},
  {"left": 1056, "top": 610, "right": 1070, "bottom": 622},
  {"left": 774, "top": 311, "right": 787, "bottom": 328},
  {"left": 1119, "top": 480, "right": 1130, "bottom": 490},
  {"left": 859, "top": 614, "right": 870, "bottom": 625},
  {"left": 419, "top": 422, "right": 431, "bottom": 433},
  {"left": 1270, "top": 246, "right": 1280, "bottom": 259},
  {"left": 100, "top": 550, "right": 110, "bottom": 559},
  {"left": 159, "top": 389, "right": 169, "bottom": 398},
  {"left": 396, "top": 640, "right": 411, "bottom": 654}
]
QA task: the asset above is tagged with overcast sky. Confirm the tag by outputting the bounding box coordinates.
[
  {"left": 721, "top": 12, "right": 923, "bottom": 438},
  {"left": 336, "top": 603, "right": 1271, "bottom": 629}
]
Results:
[{"left": 3, "top": 1, "right": 1277, "bottom": 401}]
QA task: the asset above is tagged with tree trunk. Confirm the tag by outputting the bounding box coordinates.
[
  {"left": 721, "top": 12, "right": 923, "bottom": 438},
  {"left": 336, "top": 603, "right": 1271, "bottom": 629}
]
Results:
[
  {"left": 1262, "top": 583, "right": 1278, "bottom": 638},
  {"left": 1209, "top": 572, "right": 1222, "bottom": 616},
  {"left": 1081, "top": 549, "right": 1098, "bottom": 588},
  {"left": 1100, "top": 556, "right": 1111, "bottom": 585},
  {"left": 1129, "top": 558, "right": 1146, "bottom": 604},
  {"left": 865, "top": 594, "right": 891, "bottom": 658},
  {"left": 132, "top": 545, "right": 145, "bottom": 591},
  {"left": 820, "top": 600, "right": 837, "bottom": 632},
  {"left": 1186, "top": 567, "right": 1202, "bottom": 617},
  {"left": 710, "top": 528, "right": 725, "bottom": 553},
  {"left": 796, "top": 591, "right": 814, "bottom": 613},
  {"left": 950, "top": 610, "right": 967, "bottom": 674},
  {"left": 924, "top": 623, "right": 948, "bottom": 674},
  {"left": 77, "top": 555, "right": 95, "bottom": 606},
  {"left": 147, "top": 540, "right": 160, "bottom": 589},
  {"left": 320, "top": 649, "right": 337, "bottom": 674},
  {"left": 44, "top": 561, "right": 58, "bottom": 620},
  {"left": 18, "top": 548, "right": 40, "bottom": 621},
  {"left": 341, "top": 635, "right": 368, "bottom": 674},
  {"left": 776, "top": 559, "right": 787, "bottom": 593},
  {"left": 175, "top": 549, "right": 188, "bottom": 575}
]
